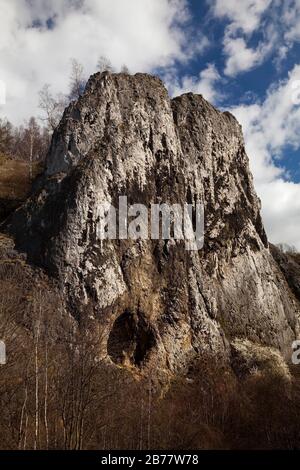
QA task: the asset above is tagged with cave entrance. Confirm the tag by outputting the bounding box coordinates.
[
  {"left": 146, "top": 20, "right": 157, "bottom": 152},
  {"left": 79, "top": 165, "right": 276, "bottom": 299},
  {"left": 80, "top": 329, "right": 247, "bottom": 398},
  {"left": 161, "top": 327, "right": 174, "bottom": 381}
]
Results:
[{"left": 107, "top": 309, "right": 156, "bottom": 367}]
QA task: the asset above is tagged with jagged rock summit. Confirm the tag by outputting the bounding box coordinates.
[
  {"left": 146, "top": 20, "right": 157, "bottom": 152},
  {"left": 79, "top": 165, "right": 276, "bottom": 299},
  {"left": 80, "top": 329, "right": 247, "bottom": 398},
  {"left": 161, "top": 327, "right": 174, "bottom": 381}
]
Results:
[{"left": 7, "top": 72, "right": 300, "bottom": 374}]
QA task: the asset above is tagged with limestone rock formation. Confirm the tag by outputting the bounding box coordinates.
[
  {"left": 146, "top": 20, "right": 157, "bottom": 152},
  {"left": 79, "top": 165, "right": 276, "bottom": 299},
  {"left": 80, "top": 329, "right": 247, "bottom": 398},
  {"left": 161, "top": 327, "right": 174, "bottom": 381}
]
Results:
[
  {"left": 270, "top": 244, "right": 300, "bottom": 303},
  {"left": 6, "top": 72, "right": 300, "bottom": 374}
]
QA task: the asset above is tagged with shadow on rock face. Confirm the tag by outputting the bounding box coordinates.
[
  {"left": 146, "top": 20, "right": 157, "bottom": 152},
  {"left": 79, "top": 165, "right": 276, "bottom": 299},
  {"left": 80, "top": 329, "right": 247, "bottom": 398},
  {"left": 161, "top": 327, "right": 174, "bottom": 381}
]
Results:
[{"left": 107, "top": 309, "right": 156, "bottom": 367}]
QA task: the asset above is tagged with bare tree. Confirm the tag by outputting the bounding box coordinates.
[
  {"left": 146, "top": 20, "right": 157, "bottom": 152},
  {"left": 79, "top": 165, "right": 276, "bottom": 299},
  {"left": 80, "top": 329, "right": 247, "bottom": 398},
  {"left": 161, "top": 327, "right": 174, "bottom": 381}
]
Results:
[
  {"left": 121, "top": 64, "right": 130, "bottom": 74},
  {"left": 11, "top": 118, "right": 50, "bottom": 164},
  {"left": 38, "top": 84, "right": 66, "bottom": 131},
  {"left": 69, "top": 59, "right": 86, "bottom": 101},
  {"left": 44, "top": 322, "right": 49, "bottom": 449},
  {"left": 33, "top": 292, "right": 42, "bottom": 450},
  {"left": 25, "top": 118, "right": 39, "bottom": 179},
  {"left": 277, "top": 243, "right": 297, "bottom": 254},
  {"left": 0, "top": 118, "right": 13, "bottom": 155},
  {"left": 18, "top": 376, "right": 28, "bottom": 450},
  {"left": 97, "top": 55, "right": 114, "bottom": 73}
]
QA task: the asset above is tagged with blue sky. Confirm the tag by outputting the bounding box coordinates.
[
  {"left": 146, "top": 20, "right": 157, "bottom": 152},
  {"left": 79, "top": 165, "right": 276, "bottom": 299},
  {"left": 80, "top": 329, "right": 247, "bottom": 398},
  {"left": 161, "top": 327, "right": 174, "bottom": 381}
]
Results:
[
  {"left": 162, "top": 0, "right": 300, "bottom": 248},
  {"left": 162, "top": 0, "right": 300, "bottom": 179},
  {"left": 0, "top": 0, "right": 300, "bottom": 248},
  {"left": 183, "top": 0, "right": 300, "bottom": 180}
]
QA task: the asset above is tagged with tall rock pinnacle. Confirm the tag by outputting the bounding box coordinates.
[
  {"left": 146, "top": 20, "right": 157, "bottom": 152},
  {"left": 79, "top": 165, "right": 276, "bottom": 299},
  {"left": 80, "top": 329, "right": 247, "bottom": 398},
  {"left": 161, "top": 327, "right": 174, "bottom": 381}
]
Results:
[{"left": 7, "top": 72, "right": 300, "bottom": 373}]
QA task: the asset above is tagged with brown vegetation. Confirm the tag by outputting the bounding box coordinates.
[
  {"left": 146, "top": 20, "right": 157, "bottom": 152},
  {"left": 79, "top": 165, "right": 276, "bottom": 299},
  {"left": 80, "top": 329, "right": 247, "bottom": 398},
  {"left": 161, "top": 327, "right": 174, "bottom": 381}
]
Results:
[
  {"left": 0, "top": 64, "right": 299, "bottom": 450},
  {"left": 0, "top": 154, "right": 43, "bottom": 222},
  {"left": 0, "top": 235, "right": 299, "bottom": 450}
]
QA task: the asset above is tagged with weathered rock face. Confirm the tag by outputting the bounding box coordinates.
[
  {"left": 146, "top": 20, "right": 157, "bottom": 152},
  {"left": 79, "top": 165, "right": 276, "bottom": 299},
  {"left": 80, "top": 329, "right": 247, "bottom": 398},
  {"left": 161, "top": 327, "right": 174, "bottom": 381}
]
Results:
[
  {"left": 270, "top": 245, "right": 300, "bottom": 303},
  {"left": 6, "top": 72, "right": 300, "bottom": 374}
]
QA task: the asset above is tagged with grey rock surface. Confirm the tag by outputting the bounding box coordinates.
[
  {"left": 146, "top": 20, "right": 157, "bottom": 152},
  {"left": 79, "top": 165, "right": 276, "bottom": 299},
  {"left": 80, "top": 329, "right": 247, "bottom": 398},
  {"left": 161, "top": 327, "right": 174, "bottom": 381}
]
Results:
[
  {"left": 270, "top": 244, "right": 300, "bottom": 303},
  {"left": 6, "top": 72, "right": 300, "bottom": 374}
]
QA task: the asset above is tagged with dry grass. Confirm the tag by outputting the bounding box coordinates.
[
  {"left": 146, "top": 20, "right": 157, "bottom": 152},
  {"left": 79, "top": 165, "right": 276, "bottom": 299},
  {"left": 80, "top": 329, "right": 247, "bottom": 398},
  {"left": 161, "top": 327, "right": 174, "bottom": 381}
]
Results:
[
  {"left": 0, "top": 154, "right": 43, "bottom": 200},
  {"left": 0, "top": 154, "right": 43, "bottom": 221}
]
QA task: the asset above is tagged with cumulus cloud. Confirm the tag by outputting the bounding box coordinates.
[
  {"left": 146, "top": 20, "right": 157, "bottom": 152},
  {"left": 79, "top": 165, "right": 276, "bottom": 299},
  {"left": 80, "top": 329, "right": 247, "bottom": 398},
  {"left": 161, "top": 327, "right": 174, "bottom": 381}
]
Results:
[
  {"left": 166, "top": 63, "right": 221, "bottom": 103},
  {"left": 283, "top": 0, "right": 300, "bottom": 42},
  {"left": 230, "top": 64, "right": 300, "bottom": 249},
  {"left": 223, "top": 36, "right": 272, "bottom": 76},
  {"left": 212, "top": 0, "right": 272, "bottom": 34},
  {"left": 211, "top": 0, "right": 300, "bottom": 78},
  {"left": 0, "top": 0, "right": 197, "bottom": 124},
  {"left": 1, "top": 0, "right": 300, "bottom": 249},
  {"left": 223, "top": 38, "right": 260, "bottom": 76}
]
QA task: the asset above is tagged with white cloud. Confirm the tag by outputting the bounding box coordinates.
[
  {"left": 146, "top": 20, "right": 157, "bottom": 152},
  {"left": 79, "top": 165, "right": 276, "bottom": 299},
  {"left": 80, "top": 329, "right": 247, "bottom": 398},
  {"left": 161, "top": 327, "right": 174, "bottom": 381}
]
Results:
[
  {"left": 230, "top": 64, "right": 300, "bottom": 249},
  {"left": 283, "top": 0, "right": 300, "bottom": 42},
  {"left": 212, "top": 0, "right": 272, "bottom": 35},
  {"left": 0, "top": 0, "right": 196, "bottom": 124},
  {"left": 2, "top": 0, "right": 300, "bottom": 250},
  {"left": 223, "top": 37, "right": 267, "bottom": 76},
  {"left": 166, "top": 63, "right": 221, "bottom": 103},
  {"left": 212, "top": 0, "right": 300, "bottom": 77}
]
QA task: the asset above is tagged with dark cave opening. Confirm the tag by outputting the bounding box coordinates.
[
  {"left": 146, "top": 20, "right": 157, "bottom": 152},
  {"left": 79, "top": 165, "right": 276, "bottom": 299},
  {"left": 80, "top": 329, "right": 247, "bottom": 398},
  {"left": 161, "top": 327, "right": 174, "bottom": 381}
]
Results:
[{"left": 107, "top": 309, "right": 156, "bottom": 366}]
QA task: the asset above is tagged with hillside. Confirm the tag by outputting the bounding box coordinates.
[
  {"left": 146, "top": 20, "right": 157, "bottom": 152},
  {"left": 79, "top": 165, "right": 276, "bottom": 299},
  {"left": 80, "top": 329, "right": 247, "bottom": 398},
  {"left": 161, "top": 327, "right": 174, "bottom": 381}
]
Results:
[{"left": 0, "top": 155, "right": 43, "bottom": 221}]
